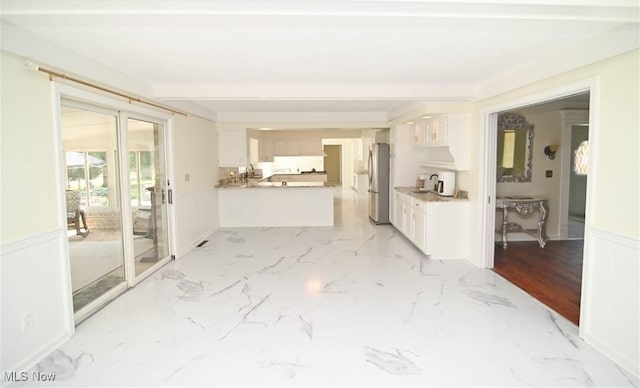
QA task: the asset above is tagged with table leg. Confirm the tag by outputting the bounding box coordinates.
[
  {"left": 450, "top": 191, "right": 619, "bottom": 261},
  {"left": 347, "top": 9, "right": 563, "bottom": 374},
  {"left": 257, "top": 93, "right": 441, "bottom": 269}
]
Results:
[
  {"left": 502, "top": 206, "right": 509, "bottom": 249},
  {"left": 537, "top": 201, "right": 548, "bottom": 248}
]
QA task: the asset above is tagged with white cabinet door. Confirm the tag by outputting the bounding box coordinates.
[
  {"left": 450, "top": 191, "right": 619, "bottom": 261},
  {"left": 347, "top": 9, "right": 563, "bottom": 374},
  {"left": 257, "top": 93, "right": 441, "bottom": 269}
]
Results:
[
  {"left": 287, "top": 140, "right": 299, "bottom": 156},
  {"left": 259, "top": 139, "right": 274, "bottom": 162},
  {"left": 218, "top": 129, "right": 247, "bottom": 167},
  {"left": 298, "top": 138, "right": 322, "bottom": 156},
  {"left": 274, "top": 139, "right": 301, "bottom": 156},
  {"left": 352, "top": 138, "right": 364, "bottom": 161},
  {"left": 273, "top": 139, "right": 288, "bottom": 156},
  {"left": 394, "top": 192, "right": 412, "bottom": 237},
  {"left": 249, "top": 138, "right": 259, "bottom": 165},
  {"left": 393, "top": 192, "right": 403, "bottom": 232},
  {"left": 424, "top": 116, "right": 448, "bottom": 147},
  {"left": 411, "top": 203, "right": 427, "bottom": 253},
  {"left": 412, "top": 122, "right": 426, "bottom": 146}
]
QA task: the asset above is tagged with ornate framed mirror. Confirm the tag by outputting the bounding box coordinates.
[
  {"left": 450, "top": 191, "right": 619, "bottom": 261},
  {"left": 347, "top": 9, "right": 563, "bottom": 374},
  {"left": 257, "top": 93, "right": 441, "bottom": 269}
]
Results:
[{"left": 497, "top": 112, "right": 534, "bottom": 182}]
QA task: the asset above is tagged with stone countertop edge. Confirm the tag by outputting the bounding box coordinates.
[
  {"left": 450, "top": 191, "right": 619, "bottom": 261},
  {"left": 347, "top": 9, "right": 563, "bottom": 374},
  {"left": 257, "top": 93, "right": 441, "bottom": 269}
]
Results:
[
  {"left": 395, "top": 187, "right": 470, "bottom": 202},
  {"left": 217, "top": 182, "right": 336, "bottom": 189}
]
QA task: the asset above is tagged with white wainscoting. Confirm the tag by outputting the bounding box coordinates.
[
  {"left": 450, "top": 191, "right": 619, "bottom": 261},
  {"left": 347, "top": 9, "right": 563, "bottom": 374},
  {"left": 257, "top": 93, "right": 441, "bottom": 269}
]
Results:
[
  {"left": 174, "top": 188, "right": 219, "bottom": 258},
  {"left": 581, "top": 227, "right": 639, "bottom": 377},
  {"left": 0, "top": 228, "right": 74, "bottom": 374}
]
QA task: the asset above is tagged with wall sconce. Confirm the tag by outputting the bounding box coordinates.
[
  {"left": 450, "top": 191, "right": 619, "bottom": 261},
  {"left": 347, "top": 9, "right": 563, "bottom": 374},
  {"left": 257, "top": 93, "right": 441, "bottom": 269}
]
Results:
[{"left": 544, "top": 144, "right": 559, "bottom": 160}]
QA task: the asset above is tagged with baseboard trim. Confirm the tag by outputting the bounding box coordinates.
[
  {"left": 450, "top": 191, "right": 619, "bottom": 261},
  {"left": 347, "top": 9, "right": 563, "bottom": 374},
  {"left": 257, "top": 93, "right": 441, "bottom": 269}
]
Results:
[
  {"left": 3, "top": 331, "right": 71, "bottom": 386},
  {"left": 583, "top": 331, "right": 639, "bottom": 378},
  {"left": 176, "top": 227, "right": 218, "bottom": 258}
]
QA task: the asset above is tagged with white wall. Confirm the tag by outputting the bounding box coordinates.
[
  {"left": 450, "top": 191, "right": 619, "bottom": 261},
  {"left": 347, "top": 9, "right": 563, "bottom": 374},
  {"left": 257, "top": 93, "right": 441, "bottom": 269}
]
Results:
[
  {"left": 0, "top": 50, "right": 220, "bottom": 374},
  {"left": 470, "top": 49, "right": 639, "bottom": 377},
  {"left": 1, "top": 50, "right": 74, "bottom": 374},
  {"left": 172, "top": 114, "right": 219, "bottom": 257}
]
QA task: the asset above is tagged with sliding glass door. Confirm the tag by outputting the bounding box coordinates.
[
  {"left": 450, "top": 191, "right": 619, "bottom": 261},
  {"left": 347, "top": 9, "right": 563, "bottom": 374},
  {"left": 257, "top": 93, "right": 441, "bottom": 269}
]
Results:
[
  {"left": 61, "top": 104, "right": 126, "bottom": 313},
  {"left": 127, "top": 118, "right": 171, "bottom": 278},
  {"left": 61, "top": 100, "right": 172, "bottom": 321}
]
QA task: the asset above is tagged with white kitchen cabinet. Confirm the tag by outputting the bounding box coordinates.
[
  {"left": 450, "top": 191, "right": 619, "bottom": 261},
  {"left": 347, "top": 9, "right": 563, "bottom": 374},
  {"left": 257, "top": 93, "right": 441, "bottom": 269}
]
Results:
[
  {"left": 273, "top": 139, "right": 288, "bottom": 156},
  {"left": 298, "top": 138, "right": 323, "bottom": 156},
  {"left": 410, "top": 198, "right": 427, "bottom": 252},
  {"left": 411, "top": 123, "right": 423, "bottom": 146},
  {"left": 259, "top": 138, "right": 274, "bottom": 162},
  {"left": 413, "top": 115, "right": 448, "bottom": 147},
  {"left": 273, "top": 139, "right": 301, "bottom": 156},
  {"left": 352, "top": 172, "right": 368, "bottom": 196},
  {"left": 352, "top": 138, "right": 364, "bottom": 161},
  {"left": 416, "top": 113, "right": 471, "bottom": 170},
  {"left": 218, "top": 129, "right": 247, "bottom": 167},
  {"left": 393, "top": 189, "right": 470, "bottom": 259},
  {"left": 394, "top": 191, "right": 412, "bottom": 237}
]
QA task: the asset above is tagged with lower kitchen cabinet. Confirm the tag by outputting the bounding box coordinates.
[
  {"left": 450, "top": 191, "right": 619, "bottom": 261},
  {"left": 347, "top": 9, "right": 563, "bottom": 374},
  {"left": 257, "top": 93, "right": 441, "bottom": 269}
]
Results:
[
  {"left": 411, "top": 200, "right": 427, "bottom": 253},
  {"left": 392, "top": 189, "right": 469, "bottom": 260}
]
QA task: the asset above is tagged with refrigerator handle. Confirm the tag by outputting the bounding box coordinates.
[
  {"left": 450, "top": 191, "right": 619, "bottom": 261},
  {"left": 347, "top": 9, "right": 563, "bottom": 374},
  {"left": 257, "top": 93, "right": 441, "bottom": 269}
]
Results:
[{"left": 368, "top": 149, "right": 373, "bottom": 186}]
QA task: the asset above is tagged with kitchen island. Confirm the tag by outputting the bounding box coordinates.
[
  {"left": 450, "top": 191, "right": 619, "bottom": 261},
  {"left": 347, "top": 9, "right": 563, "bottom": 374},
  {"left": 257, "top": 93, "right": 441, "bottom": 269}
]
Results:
[{"left": 218, "top": 180, "right": 334, "bottom": 227}]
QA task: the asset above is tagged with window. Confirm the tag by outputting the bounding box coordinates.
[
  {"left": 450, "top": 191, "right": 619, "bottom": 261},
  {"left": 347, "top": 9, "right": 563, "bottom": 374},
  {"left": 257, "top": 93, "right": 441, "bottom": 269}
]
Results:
[
  {"left": 574, "top": 140, "right": 589, "bottom": 175},
  {"left": 65, "top": 151, "right": 109, "bottom": 206},
  {"left": 129, "top": 150, "right": 154, "bottom": 207}
]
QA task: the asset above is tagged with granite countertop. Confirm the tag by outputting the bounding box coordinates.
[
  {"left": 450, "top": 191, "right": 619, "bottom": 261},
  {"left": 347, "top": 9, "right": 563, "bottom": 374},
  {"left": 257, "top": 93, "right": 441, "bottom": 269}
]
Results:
[{"left": 395, "top": 187, "right": 469, "bottom": 202}]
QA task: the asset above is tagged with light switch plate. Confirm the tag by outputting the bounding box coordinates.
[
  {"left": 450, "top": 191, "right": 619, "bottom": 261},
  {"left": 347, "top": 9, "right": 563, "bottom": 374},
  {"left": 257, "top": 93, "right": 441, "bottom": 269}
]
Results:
[{"left": 185, "top": 173, "right": 190, "bottom": 182}]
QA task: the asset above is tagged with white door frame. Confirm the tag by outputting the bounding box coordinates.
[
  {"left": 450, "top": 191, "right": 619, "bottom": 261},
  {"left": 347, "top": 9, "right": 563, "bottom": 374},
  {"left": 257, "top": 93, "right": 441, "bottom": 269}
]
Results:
[
  {"left": 479, "top": 78, "right": 597, "bottom": 267},
  {"left": 54, "top": 83, "right": 176, "bottom": 322},
  {"left": 478, "top": 78, "right": 599, "bottom": 336}
]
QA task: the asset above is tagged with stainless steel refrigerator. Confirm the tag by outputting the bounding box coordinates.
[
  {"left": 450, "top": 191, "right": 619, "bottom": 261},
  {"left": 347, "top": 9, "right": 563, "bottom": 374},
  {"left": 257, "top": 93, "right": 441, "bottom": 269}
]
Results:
[{"left": 368, "top": 143, "right": 390, "bottom": 224}]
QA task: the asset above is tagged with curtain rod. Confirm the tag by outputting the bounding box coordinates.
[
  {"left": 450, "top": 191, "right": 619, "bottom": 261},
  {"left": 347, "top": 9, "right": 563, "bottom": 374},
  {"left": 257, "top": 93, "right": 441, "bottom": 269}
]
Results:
[{"left": 24, "top": 61, "right": 188, "bottom": 116}]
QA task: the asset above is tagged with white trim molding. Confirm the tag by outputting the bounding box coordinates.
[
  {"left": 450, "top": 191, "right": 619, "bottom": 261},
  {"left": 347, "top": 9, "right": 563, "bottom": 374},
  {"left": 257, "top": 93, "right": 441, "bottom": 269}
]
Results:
[
  {"left": 580, "top": 227, "right": 639, "bottom": 377},
  {"left": 0, "top": 228, "right": 74, "bottom": 375}
]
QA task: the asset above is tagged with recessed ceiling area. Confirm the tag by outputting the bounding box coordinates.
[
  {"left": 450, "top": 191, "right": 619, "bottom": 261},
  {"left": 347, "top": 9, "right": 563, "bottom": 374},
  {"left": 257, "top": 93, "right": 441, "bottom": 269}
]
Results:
[{"left": 1, "top": 0, "right": 637, "bottom": 118}]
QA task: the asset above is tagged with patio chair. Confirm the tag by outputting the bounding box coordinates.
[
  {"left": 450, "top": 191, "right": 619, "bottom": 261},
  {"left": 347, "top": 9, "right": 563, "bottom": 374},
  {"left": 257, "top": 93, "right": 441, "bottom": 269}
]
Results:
[{"left": 66, "top": 190, "right": 89, "bottom": 237}]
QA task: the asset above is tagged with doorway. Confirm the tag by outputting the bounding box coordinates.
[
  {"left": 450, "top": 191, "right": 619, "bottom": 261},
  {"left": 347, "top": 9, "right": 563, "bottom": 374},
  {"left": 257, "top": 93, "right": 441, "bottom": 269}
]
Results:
[
  {"left": 61, "top": 100, "right": 173, "bottom": 322},
  {"left": 324, "top": 144, "right": 342, "bottom": 185},
  {"left": 568, "top": 125, "right": 588, "bottom": 239},
  {"left": 486, "top": 91, "right": 591, "bottom": 326}
]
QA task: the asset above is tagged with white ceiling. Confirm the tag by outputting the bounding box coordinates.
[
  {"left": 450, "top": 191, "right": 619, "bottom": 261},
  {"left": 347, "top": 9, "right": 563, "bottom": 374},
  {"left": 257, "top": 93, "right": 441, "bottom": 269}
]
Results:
[{"left": 1, "top": 1, "right": 638, "bottom": 117}]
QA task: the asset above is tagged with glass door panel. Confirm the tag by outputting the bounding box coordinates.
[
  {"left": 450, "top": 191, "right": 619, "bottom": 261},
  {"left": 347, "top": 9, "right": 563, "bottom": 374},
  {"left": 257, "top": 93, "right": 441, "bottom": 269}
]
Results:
[
  {"left": 128, "top": 118, "right": 170, "bottom": 277},
  {"left": 61, "top": 105, "right": 126, "bottom": 312}
]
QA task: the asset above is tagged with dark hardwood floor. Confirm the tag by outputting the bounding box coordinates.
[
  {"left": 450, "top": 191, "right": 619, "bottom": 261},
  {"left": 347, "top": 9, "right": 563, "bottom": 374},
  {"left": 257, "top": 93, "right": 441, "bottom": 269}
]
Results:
[{"left": 493, "top": 240, "right": 584, "bottom": 325}]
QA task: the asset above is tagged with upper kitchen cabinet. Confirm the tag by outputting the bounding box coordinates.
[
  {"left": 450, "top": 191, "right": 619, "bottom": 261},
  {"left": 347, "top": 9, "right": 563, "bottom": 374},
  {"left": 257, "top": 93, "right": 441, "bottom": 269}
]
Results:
[
  {"left": 258, "top": 138, "right": 274, "bottom": 162},
  {"left": 273, "top": 137, "right": 323, "bottom": 156},
  {"left": 414, "top": 113, "right": 471, "bottom": 171},
  {"left": 274, "top": 139, "right": 299, "bottom": 156},
  {"left": 413, "top": 115, "right": 448, "bottom": 147},
  {"left": 218, "top": 128, "right": 247, "bottom": 167},
  {"left": 352, "top": 138, "right": 364, "bottom": 161},
  {"left": 298, "top": 138, "right": 323, "bottom": 156}
]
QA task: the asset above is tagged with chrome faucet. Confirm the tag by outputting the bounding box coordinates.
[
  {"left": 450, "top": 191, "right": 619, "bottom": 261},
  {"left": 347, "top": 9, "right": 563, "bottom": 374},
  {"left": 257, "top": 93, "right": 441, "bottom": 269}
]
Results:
[{"left": 429, "top": 174, "right": 439, "bottom": 191}]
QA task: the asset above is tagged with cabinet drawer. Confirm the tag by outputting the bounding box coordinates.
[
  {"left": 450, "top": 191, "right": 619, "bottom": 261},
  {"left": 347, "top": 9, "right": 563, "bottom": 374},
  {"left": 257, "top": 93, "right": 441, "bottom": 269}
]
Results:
[{"left": 411, "top": 198, "right": 428, "bottom": 212}]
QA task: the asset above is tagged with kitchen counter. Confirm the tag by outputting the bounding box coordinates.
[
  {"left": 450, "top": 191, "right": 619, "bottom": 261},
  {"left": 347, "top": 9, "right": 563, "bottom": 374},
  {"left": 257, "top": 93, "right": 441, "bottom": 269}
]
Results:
[
  {"left": 395, "top": 187, "right": 469, "bottom": 202},
  {"left": 218, "top": 181, "right": 334, "bottom": 227},
  {"left": 217, "top": 173, "right": 331, "bottom": 188},
  {"left": 220, "top": 181, "right": 335, "bottom": 188}
]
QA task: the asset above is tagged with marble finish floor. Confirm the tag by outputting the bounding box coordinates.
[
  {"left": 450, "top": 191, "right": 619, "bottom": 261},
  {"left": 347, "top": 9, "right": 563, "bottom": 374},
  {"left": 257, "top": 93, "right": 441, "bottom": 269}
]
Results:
[{"left": 29, "top": 189, "right": 637, "bottom": 387}]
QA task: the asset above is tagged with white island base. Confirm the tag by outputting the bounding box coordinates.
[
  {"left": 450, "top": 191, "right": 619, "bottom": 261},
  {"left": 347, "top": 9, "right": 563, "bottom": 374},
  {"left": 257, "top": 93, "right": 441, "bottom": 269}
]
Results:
[{"left": 219, "top": 186, "right": 334, "bottom": 227}]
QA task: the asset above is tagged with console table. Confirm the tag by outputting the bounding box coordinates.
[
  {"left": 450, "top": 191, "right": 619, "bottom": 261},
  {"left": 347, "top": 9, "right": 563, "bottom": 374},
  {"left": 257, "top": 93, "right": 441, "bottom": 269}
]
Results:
[{"left": 496, "top": 196, "right": 548, "bottom": 248}]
